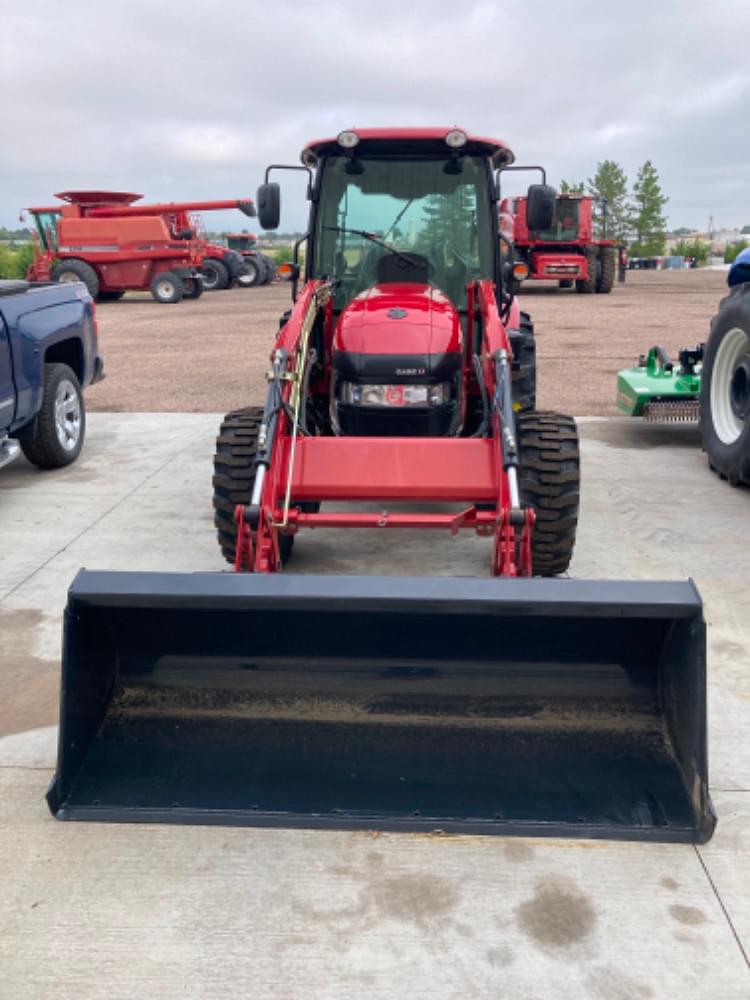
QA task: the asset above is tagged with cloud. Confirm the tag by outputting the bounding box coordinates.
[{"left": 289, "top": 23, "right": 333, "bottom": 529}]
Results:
[{"left": 1, "top": 0, "right": 749, "bottom": 231}]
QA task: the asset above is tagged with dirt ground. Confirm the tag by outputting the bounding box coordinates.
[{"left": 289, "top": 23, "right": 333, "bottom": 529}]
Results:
[{"left": 87, "top": 269, "right": 728, "bottom": 417}]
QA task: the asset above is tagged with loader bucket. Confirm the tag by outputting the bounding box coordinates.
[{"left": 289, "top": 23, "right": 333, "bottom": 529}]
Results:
[{"left": 47, "top": 572, "right": 715, "bottom": 843}]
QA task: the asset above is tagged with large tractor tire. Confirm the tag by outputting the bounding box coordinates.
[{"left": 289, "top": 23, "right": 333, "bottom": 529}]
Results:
[
  {"left": 575, "top": 248, "right": 598, "bottom": 294},
  {"left": 51, "top": 259, "right": 99, "bottom": 298},
  {"left": 17, "top": 363, "right": 85, "bottom": 469},
  {"left": 596, "top": 247, "right": 616, "bottom": 293},
  {"left": 150, "top": 270, "right": 184, "bottom": 304},
  {"left": 241, "top": 256, "right": 264, "bottom": 287},
  {"left": 201, "top": 258, "right": 230, "bottom": 291},
  {"left": 700, "top": 282, "right": 750, "bottom": 486},
  {"left": 213, "top": 407, "right": 294, "bottom": 567},
  {"left": 517, "top": 411, "right": 580, "bottom": 576},
  {"left": 509, "top": 311, "right": 536, "bottom": 412}
]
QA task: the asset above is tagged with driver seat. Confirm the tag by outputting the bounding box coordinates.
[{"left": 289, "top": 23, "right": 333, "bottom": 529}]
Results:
[{"left": 376, "top": 252, "right": 429, "bottom": 285}]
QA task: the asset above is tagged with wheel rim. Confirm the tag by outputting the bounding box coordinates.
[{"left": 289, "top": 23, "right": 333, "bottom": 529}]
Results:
[
  {"left": 202, "top": 267, "right": 218, "bottom": 290},
  {"left": 55, "top": 379, "right": 81, "bottom": 451},
  {"left": 156, "top": 279, "right": 174, "bottom": 300},
  {"left": 58, "top": 271, "right": 80, "bottom": 283},
  {"left": 711, "top": 326, "right": 750, "bottom": 444}
]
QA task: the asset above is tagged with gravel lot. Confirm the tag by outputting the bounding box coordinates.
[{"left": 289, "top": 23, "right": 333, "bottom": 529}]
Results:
[{"left": 87, "top": 269, "right": 728, "bottom": 417}]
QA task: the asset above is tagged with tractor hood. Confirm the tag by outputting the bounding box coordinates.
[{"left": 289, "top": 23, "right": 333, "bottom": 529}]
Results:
[{"left": 333, "top": 283, "right": 462, "bottom": 380}]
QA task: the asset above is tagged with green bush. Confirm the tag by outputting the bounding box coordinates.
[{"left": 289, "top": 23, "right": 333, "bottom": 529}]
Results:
[
  {"left": 0, "top": 243, "right": 34, "bottom": 279},
  {"left": 725, "top": 240, "right": 749, "bottom": 264}
]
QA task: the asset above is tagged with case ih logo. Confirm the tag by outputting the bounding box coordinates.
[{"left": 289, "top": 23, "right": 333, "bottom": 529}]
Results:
[
  {"left": 388, "top": 307, "right": 407, "bottom": 319},
  {"left": 395, "top": 367, "right": 426, "bottom": 376}
]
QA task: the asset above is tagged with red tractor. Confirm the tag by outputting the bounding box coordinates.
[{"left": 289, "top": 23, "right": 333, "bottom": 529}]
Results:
[
  {"left": 27, "top": 192, "right": 255, "bottom": 302},
  {"left": 45, "top": 128, "right": 715, "bottom": 846},
  {"left": 500, "top": 174, "right": 617, "bottom": 293}
]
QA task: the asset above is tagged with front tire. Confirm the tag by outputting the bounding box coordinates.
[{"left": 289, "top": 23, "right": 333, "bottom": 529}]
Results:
[
  {"left": 517, "top": 411, "right": 580, "bottom": 576},
  {"left": 596, "top": 247, "right": 616, "bottom": 293},
  {"left": 213, "top": 408, "right": 294, "bottom": 567},
  {"left": 700, "top": 283, "right": 750, "bottom": 485},
  {"left": 51, "top": 259, "right": 99, "bottom": 298},
  {"left": 17, "top": 363, "right": 85, "bottom": 469},
  {"left": 201, "top": 258, "right": 230, "bottom": 291}
]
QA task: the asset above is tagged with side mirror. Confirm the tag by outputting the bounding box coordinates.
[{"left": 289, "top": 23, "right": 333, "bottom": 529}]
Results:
[
  {"left": 257, "top": 182, "right": 280, "bottom": 230},
  {"left": 526, "top": 184, "right": 556, "bottom": 231}
]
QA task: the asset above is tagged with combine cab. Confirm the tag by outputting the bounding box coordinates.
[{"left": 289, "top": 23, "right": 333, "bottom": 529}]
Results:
[
  {"left": 27, "top": 192, "right": 255, "bottom": 302},
  {"left": 46, "top": 129, "right": 715, "bottom": 843},
  {"left": 502, "top": 183, "right": 617, "bottom": 293}
]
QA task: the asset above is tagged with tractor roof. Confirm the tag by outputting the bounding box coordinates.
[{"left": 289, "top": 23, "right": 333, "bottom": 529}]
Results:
[{"left": 301, "top": 128, "right": 514, "bottom": 166}]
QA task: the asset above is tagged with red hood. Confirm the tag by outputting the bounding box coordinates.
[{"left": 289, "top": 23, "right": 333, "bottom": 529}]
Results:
[{"left": 334, "top": 283, "right": 462, "bottom": 356}]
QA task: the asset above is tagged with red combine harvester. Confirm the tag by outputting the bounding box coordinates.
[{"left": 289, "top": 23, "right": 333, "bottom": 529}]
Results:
[
  {"left": 46, "top": 128, "right": 714, "bottom": 845},
  {"left": 500, "top": 169, "right": 617, "bottom": 293},
  {"left": 27, "top": 192, "right": 255, "bottom": 302}
]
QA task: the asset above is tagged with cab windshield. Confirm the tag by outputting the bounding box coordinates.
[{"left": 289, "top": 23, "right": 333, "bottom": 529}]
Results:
[
  {"left": 32, "top": 211, "right": 59, "bottom": 252},
  {"left": 312, "top": 155, "right": 494, "bottom": 310},
  {"left": 533, "top": 198, "right": 580, "bottom": 242}
]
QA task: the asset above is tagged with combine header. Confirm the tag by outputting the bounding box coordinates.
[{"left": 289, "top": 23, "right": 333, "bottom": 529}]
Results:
[{"left": 46, "top": 128, "right": 715, "bottom": 843}]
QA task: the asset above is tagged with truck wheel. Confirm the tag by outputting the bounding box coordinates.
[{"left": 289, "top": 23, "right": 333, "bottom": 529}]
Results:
[
  {"left": 575, "top": 248, "right": 598, "bottom": 294},
  {"left": 517, "top": 411, "right": 580, "bottom": 576},
  {"left": 150, "top": 271, "right": 184, "bottom": 304},
  {"left": 510, "top": 311, "right": 536, "bottom": 412},
  {"left": 201, "top": 258, "right": 230, "bottom": 291},
  {"left": 51, "top": 259, "right": 99, "bottom": 298},
  {"left": 182, "top": 277, "right": 204, "bottom": 299},
  {"left": 96, "top": 290, "right": 125, "bottom": 302},
  {"left": 213, "top": 407, "right": 294, "bottom": 567},
  {"left": 596, "top": 247, "right": 616, "bottom": 293},
  {"left": 700, "top": 283, "right": 750, "bottom": 485},
  {"left": 17, "top": 363, "right": 85, "bottom": 469}
]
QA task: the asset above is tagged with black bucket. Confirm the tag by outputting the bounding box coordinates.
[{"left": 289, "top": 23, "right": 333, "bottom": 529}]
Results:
[{"left": 47, "top": 571, "right": 715, "bottom": 842}]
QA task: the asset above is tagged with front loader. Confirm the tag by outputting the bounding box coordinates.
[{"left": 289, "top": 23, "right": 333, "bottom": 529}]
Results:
[{"left": 47, "top": 128, "right": 715, "bottom": 843}]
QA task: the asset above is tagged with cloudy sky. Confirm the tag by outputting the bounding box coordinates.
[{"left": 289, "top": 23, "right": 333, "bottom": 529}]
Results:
[{"left": 2, "top": 0, "right": 748, "bottom": 233}]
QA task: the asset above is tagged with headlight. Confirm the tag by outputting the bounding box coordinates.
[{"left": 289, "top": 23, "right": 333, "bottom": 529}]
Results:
[{"left": 340, "top": 382, "right": 451, "bottom": 407}]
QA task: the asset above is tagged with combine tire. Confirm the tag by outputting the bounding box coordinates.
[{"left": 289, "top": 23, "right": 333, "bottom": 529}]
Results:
[
  {"left": 17, "top": 363, "right": 85, "bottom": 469},
  {"left": 575, "top": 248, "right": 598, "bottom": 294},
  {"left": 201, "top": 258, "right": 230, "bottom": 291},
  {"left": 517, "top": 411, "right": 580, "bottom": 576},
  {"left": 596, "top": 247, "right": 616, "bottom": 293},
  {"left": 182, "top": 277, "right": 204, "bottom": 299},
  {"left": 150, "top": 270, "right": 184, "bottom": 303},
  {"left": 241, "top": 256, "right": 264, "bottom": 287},
  {"left": 213, "top": 408, "right": 294, "bottom": 567},
  {"left": 510, "top": 311, "right": 536, "bottom": 412},
  {"left": 96, "top": 290, "right": 125, "bottom": 302},
  {"left": 700, "top": 282, "right": 750, "bottom": 485},
  {"left": 51, "top": 259, "right": 99, "bottom": 298}
]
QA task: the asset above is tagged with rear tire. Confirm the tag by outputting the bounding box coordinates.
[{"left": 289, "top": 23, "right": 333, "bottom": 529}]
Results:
[
  {"left": 51, "top": 259, "right": 99, "bottom": 298},
  {"left": 150, "top": 270, "right": 184, "bottom": 304},
  {"left": 202, "top": 258, "right": 230, "bottom": 291},
  {"left": 213, "top": 408, "right": 294, "bottom": 567},
  {"left": 17, "top": 363, "right": 85, "bottom": 469},
  {"left": 575, "top": 248, "right": 598, "bottom": 293},
  {"left": 242, "top": 256, "right": 263, "bottom": 287},
  {"left": 517, "top": 411, "right": 580, "bottom": 576},
  {"left": 510, "top": 311, "right": 536, "bottom": 412},
  {"left": 700, "top": 283, "right": 750, "bottom": 485},
  {"left": 596, "top": 247, "right": 616, "bottom": 293}
]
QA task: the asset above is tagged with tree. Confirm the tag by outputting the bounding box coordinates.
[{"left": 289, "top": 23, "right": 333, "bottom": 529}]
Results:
[
  {"left": 673, "top": 239, "right": 709, "bottom": 265},
  {"left": 560, "top": 179, "right": 584, "bottom": 193},
  {"left": 586, "top": 160, "right": 629, "bottom": 241},
  {"left": 630, "top": 161, "right": 668, "bottom": 256},
  {"left": 725, "top": 240, "right": 749, "bottom": 264}
]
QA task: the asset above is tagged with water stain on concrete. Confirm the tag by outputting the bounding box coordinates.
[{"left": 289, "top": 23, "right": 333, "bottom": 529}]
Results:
[
  {"left": 516, "top": 877, "right": 596, "bottom": 949},
  {"left": 369, "top": 873, "right": 460, "bottom": 926},
  {"left": 504, "top": 841, "right": 535, "bottom": 863},
  {"left": 585, "top": 964, "right": 654, "bottom": 999},
  {"left": 669, "top": 904, "right": 707, "bottom": 926},
  {"left": 661, "top": 877, "right": 680, "bottom": 891},
  {"left": 0, "top": 608, "right": 59, "bottom": 737},
  {"left": 485, "top": 944, "right": 514, "bottom": 968}
]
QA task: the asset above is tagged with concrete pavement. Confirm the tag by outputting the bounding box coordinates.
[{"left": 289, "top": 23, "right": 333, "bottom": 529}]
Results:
[{"left": 0, "top": 413, "right": 748, "bottom": 999}]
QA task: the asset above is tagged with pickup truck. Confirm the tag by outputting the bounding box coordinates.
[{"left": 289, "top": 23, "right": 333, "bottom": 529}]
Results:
[{"left": 0, "top": 279, "right": 103, "bottom": 470}]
